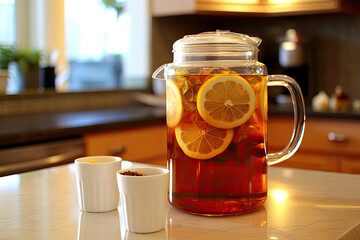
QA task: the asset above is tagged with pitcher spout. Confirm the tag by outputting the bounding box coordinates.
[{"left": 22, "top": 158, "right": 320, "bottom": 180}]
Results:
[{"left": 152, "top": 64, "right": 167, "bottom": 81}]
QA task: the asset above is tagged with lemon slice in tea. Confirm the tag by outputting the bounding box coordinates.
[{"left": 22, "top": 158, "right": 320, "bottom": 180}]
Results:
[
  {"left": 175, "top": 120, "right": 233, "bottom": 160},
  {"left": 197, "top": 75, "right": 256, "bottom": 129},
  {"left": 166, "top": 79, "right": 183, "bottom": 127}
]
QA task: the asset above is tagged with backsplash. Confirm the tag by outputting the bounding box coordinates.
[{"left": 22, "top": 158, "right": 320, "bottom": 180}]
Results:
[{"left": 152, "top": 13, "right": 360, "bottom": 101}]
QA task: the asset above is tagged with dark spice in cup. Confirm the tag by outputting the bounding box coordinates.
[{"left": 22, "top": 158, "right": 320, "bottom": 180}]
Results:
[{"left": 121, "top": 171, "right": 145, "bottom": 176}]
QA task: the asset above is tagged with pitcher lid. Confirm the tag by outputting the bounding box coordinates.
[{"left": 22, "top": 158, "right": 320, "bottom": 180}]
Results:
[{"left": 173, "top": 30, "right": 262, "bottom": 52}]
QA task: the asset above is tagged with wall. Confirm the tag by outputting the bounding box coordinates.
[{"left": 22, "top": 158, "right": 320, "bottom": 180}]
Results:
[{"left": 151, "top": 13, "right": 360, "bottom": 101}]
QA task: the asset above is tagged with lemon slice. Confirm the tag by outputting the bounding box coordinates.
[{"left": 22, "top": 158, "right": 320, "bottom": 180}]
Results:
[
  {"left": 175, "top": 120, "right": 233, "bottom": 160},
  {"left": 166, "top": 79, "right": 183, "bottom": 127},
  {"left": 197, "top": 75, "right": 256, "bottom": 129}
]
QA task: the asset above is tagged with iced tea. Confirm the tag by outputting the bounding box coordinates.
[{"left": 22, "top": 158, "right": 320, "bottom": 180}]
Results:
[{"left": 166, "top": 69, "right": 268, "bottom": 215}]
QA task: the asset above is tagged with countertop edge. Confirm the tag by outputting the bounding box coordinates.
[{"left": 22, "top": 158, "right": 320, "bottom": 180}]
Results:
[{"left": 0, "top": 105, "right": 166, "bottom": 148}]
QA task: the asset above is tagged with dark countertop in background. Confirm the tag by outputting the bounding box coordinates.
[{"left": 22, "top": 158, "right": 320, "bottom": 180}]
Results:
[
  {"left": 0, "top": 105, "right": 166, "bottom": 148},
  {"left": 0, "top": 103, "right": 359, "bottom": 148}
]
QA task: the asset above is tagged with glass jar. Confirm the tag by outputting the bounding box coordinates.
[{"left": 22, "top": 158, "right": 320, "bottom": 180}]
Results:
[{"left": 153, "top": 30, "right": 305, "bottom": 216}]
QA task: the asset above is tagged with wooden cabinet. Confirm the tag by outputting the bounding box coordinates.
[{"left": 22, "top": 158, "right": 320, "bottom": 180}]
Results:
[
  {"left": 268, "top": 115, "right": 360, "bottom": 173},
  {"left": 152, "top": 0, "right": 360, "bottom": 17},
  {"left": 83, "top": 124, "right": 167, "bottom": 166},
  {"left": 341, "top": 159, "right": 360, "bottom": 174},
  {"left": 83, "top": 116, "right": 360, "bottom": 172}
]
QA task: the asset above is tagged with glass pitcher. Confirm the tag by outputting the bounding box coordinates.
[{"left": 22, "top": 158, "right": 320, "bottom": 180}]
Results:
[{"left": 153, "top": 30, "right": 305, "bottom": 216}]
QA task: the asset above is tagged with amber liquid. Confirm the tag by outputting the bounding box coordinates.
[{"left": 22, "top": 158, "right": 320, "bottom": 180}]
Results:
[{"left": 167, "top": 73, "right": 268, "bottom": 215}]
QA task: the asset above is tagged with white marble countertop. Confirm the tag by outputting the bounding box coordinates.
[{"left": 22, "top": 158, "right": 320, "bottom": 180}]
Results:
[{"left": 1, "top": 161, "right": 360, "bottom": 240}]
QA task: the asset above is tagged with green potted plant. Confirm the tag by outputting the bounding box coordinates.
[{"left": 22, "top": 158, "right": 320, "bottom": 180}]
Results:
[
  {"left": 0, "top": 45, "right": 15, "bottom": 70},
  {"left": 12, "top": 48, "right": 41, "bottom": 90},
  {"left": 0, "top": 45, "right": 16, "bottom": 93}
]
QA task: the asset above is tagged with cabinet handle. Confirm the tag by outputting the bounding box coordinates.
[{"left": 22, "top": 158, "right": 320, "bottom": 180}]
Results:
[
  {"left": 328, "top": 132, "right": 348, "bottom": 142},
  {"left": 110, "top": 146, "right": 127, "bottom": 156}
]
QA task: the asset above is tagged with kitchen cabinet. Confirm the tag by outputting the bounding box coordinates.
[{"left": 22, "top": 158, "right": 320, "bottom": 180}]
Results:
[
  {"left": 341, "top": 159, "right": 360, "bottom": 174},
  {"left": 84, "top": 115, "right": 360, "bottom": 173},
  {"left": 152, "top": 0, "right": 360, "bottom": 17},
  {"left": 268, "top": 115, "right": 360, "bottom": 173},
  {"left": 83, "top": 124, "right": 167, "bottom": 166}
]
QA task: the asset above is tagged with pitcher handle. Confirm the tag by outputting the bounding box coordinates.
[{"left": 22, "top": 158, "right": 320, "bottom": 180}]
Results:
[
  {"left": 267, "top": 75, "right": 306, "bottom": 165},
  {"left": 152, "top": 64, "right": 167, "bottom": 80}
]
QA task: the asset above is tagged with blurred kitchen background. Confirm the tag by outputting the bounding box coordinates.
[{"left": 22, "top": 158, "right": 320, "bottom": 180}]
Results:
[
  {"left": 0, "top": 0, "right": 360, "bottom": 176},
  {"left": 0, "top": 0, "right": 360, "bottom": 113}
]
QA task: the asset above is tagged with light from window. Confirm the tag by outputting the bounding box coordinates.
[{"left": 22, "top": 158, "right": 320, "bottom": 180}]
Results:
[
  {"left": 0, "top": 0, "right": 16, "bottom": 45},
  {"left": 65, "top": 0, "right": 130, "bottom": 61},
  {"left": 64, "top": 0, "right": 149, "bottom": 91}
]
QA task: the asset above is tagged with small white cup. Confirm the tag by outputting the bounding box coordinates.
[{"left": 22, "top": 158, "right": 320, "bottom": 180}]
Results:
[
  {"left": 75, "top": 156, "right": 122, "bottom": 212},
  {"left": 117, "top": 167, "right": 169, "bottom": 233}
]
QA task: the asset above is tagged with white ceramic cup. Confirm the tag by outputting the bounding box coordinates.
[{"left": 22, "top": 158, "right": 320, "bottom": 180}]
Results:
[
  {"left": 117, "top": 167, "right": 169, "bottom": 233},
  {"left": 75, "top": 156, "right": 122, "bottom": 212}
]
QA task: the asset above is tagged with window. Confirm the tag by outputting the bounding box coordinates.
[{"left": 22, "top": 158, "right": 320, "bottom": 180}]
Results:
[
  {"left": 65, "top": 0, "right": 150, "bottom": 91},
  {"left": 0, "top": 0, "right": 16, "bottom": 45},
  {"left": 65, "top": 0, "right": 130, "bottom": 60},
  {"left": 1, "top": 0, "right": 150, "bottom": 93}
]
